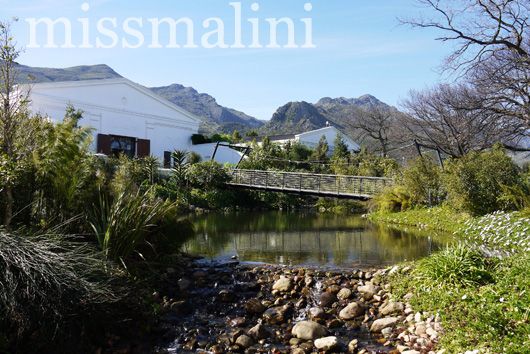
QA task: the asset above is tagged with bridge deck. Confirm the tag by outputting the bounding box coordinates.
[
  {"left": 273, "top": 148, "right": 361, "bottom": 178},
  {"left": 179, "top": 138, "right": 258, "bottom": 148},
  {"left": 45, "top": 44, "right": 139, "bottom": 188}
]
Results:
[{"left": 228, "top": 169, "right": 392, "bottom": 199}]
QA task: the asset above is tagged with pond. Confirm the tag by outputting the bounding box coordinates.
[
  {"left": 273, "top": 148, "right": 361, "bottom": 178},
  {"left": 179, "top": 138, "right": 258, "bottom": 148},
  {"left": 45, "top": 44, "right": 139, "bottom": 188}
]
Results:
[{"left": 182, "top": 211, "right": 451, "bottom": 268}]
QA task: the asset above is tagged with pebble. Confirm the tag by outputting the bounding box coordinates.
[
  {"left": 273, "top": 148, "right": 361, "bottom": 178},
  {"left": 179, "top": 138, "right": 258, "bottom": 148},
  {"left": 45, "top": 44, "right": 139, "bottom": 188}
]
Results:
[
  {"left": 314, "top": 336, "right": 339, "bottom": 351},
  {"left": 291, "top": 321, "right": 328, "bottom": 340},
  {"left": 370, "top": 317, "right": 400, "bottom": 332}
]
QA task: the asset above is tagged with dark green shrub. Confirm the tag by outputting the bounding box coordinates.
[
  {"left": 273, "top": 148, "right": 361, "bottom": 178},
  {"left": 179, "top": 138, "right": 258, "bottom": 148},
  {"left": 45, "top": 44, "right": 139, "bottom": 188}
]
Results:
[
  {"left": 443, "top": 147, "right": 522, "bottom": 215},
  {"left": 373, "top": 185, "right": 413, "bottom": 212},
  {"left": 191, "top": 134, "right": 210, "bottom": 145},
  {"left": 400, "top": 157, "right": 445, "bottom": 207},
  {"left": 187, "top": 161, "right": 230, "bottom": 189}
]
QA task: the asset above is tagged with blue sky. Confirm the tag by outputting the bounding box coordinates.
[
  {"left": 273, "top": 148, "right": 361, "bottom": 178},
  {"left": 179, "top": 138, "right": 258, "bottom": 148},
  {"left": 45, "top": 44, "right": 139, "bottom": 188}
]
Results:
[{"left": 3, "top": 0, "right": 453, "bottom": 120}]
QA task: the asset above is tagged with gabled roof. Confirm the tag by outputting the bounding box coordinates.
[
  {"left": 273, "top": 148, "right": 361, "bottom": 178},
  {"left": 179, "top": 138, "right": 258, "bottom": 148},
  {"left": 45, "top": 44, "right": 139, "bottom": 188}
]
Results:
[
  {"left": 295, "top": 126, "right": 340, "bottom": 139},
  {"left": 25, "top": 78, "right": 202, "bottom": 123}
]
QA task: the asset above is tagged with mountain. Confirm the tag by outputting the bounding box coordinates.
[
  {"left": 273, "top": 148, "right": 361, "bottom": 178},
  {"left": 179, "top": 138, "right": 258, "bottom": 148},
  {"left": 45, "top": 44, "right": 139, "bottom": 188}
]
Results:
[
  {"left": 150, "top": 84, "right": 263, "bottom": 134},
  {"left": 15, "top": 63, "right": 263, "bottom": 134},
  {"left": 261, "top": 95, "right": 393, "bottom": 136}
]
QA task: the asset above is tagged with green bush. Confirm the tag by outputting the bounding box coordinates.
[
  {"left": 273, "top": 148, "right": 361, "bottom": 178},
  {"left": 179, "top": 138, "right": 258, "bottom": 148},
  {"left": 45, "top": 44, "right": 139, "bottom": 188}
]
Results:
[
  {"left": 187, "top": 161, "right": 230, "bottom": 189},
  {"left": 400, "top": 157, "right": 445, "bottom": 207},
  {"left": 372, "top": 185, "right": 413, "bottom": 212},
  {"left": 415, "top": 244, "right": 496, "bottom": 287},
  {"left": 443, "top": 147, "right": 522, "bottom": 215}
]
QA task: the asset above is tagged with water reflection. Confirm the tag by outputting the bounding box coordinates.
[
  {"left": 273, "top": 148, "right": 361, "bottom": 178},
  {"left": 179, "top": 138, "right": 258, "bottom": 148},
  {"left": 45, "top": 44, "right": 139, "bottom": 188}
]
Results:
[{"left": 183, "top": 212, "right": 451, "bottom": 267}]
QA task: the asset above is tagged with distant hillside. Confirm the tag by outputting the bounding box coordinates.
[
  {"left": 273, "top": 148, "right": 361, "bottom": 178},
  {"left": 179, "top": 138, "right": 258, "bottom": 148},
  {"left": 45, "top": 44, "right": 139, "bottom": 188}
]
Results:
[
  {"left": 263, "top": 101, "right": 330, "bottom": 135},
  {"left": 15, "top": 63, "right": 263, "bottom": 134},
  {"left": 150, "top": 84, "right": 263, "bottom": 134},
  {"left": 261, "top": 95, "right": 394, "bottom": 138}
]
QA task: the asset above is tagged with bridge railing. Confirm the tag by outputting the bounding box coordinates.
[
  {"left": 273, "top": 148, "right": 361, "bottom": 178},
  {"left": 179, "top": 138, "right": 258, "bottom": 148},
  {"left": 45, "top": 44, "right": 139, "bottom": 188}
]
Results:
[{"left": 228, "top": 169, "right": 392, "bottom": 198}]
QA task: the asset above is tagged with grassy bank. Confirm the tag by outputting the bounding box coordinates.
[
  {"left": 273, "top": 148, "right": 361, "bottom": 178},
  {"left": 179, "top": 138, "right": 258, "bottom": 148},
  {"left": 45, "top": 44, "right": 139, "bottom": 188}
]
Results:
[{"left": 371, "top": 207, "right": 530, "bottom": 353}]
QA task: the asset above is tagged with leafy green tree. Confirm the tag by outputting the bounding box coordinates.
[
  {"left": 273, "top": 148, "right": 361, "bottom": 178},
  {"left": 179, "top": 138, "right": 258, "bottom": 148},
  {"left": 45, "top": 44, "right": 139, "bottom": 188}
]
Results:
[
  {"left": 32, "top": 106, "right": 96, "bottom": 225},
  {"left": 332, "top": 135, "right": 350, "bottom": 160},
  {"left": 0, "top": 20, "right": 33, "bottom": 227},
  {"left": 311, "top": 136, "right": 329, "bottom": 173},
  {"left": 231, "top": 130, "right": 242, "bottom": 143},
  {"left": 187, "top": 161, "right": 230, "bottom": 189}
]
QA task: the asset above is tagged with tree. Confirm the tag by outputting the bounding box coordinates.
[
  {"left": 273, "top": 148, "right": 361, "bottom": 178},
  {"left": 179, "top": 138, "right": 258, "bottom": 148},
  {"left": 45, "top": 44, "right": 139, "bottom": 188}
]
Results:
[
  {"left": 349, "top": 107, "right": 398, "bottom": 157},
  {"left": 311, "top": 136, "right": 330, "bottom": 173},
  {"left": 231, "top": 130, "right": 242, "bottom": 143},
  {"left": 402, "top": 83, "right": 523, "bottom": 157},
  {"left": 404, "top": 0, "right": 530, "bottom": 130},
  {"left": 332, "top": 134, "right": 350, "bottom": 160},
  {"left": 0, "top": 20, "right": 32, "bottom": 227}
]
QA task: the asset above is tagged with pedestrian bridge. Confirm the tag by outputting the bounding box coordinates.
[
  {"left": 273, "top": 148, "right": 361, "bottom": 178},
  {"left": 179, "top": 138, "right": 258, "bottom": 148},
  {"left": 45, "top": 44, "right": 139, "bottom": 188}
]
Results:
[{"left": 227, "top": 169, "right": 392, "bottom": 200}]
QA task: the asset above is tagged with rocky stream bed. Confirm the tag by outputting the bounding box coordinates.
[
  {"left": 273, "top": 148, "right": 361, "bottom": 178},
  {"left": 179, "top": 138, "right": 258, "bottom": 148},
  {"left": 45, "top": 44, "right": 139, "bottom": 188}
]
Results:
[{"left": 150, "top": 261, "right": 444, "bottom": 354}]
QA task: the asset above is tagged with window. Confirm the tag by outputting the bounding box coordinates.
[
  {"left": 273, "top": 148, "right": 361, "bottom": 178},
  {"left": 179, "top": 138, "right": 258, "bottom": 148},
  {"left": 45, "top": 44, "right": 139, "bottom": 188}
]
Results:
[
  {"left": 163, "top": 151, "right": 172, "bottom": 168},
  {"left": 110, "top": 135, "right": 136, "bottom": 158}
]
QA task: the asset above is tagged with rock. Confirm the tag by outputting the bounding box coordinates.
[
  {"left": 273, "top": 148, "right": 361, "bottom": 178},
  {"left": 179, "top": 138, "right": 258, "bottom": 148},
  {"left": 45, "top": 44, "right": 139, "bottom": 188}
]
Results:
[
  {"left": 177, "top": 278, "right": 191, "bottom": 291},
  {"left": 291, "top": 321, "right": 328, "bottom": 340},
  {"left": 314, "top": 336, "right": 339, "bottom": 351},
  {"left": 370, "top": 317, "right": 400, "bottom": 332},
  {"left": 272, "top": 277, "right": 293, "bottom": 292},
  {"left": 380, "top": 301, "right": 404, "bottom": 316},
  {"left": 235, "top": 334, "right": 253, "bottom": 349},
  {"left": 218, "top": 289, "right": 235, "bottom": 303},
  {"left": 326, "top": 285, "right": 341, "bottom": 294},
  {"left": 358, "top": 283, "right": 380, "bottom": 300},
  {"left": 397, "top": 345, "right": 410, "bottom": 352},
  {"left": 337, "top": 288, "right": 352, "bottom": 300},
  {"left": 245, "top": 298, "right": 266, "bottom": 315},
  {"left": 248, "top": 323, "right": 270, "bottom": 340},
  {"left": 291, "top": 348, "right": 305, "bottom": 354},
  {"left": 263, "top": 305, "right": 291, "bottom": 325},
  {"left": 381, "top": 327, "right": 393, "bottom": 338},
  {"left": 339, "top": 302, "right": 364, "bottom": 320},
  {"left": 320, "top": 292, "right": 338, "bottom": 308},
  {"left": 415, "top": 323, "right": 427, "bottom": 336},
  {"left": 230, "top": 317, "right": 247, "bottom": 327},
  {"left": 309, "top": 307, "right": 326, "bottom": 320},
  {"left": 347, "top": 339, "right": 359, "bottom": 353},
  {"left": 402, "top": 351, "right": 421, "bottom": 354}
]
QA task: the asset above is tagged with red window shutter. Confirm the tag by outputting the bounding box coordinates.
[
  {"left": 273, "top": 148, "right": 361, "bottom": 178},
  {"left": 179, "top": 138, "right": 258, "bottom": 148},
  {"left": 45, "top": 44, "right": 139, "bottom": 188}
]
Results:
[
  {"left": 97, "top": 134, "right": 111, "bottom": 155},
  {"left": 137, "top": 139, "right": 151, "bottom": 158}
]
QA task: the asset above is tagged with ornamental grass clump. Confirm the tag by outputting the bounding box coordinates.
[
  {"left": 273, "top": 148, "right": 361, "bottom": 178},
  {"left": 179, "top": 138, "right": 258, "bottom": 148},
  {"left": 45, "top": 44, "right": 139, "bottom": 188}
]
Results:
[
  {"left": 0, "top": 230, "right": 119, "bottom": 350},
  {"left": 415, "top": 244, "right": 496, "bottom": 287},
  {"left": 89, "top": 187, "right": 174, "bottom": 263}
]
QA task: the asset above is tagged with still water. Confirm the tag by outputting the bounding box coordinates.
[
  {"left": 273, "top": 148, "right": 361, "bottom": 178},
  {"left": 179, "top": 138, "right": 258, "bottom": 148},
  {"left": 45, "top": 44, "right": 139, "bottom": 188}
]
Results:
[{"left": 183, "top": 212, "right": 451, "bottom": 268}]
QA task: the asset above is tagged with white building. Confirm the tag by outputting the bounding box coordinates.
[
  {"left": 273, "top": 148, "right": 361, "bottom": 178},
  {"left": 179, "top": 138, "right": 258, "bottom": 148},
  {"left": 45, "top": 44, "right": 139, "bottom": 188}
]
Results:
[
  {"left": 26, "top": 78, "right": 243, "bottom": 165},
  {"left": 256, "top": 126, "right": 361, "bottom": 153}
]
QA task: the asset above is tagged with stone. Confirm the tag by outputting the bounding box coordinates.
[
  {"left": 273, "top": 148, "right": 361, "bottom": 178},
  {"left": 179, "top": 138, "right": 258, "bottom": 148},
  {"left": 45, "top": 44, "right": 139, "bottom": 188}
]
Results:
[
  {"left": 263, "top": 305, "right": 291, "bottom": 325},
  {"left": 358, "top": 283, "right": 380, "bottom": 300},
  {"left": 339, "top": 302, "right": 364, "bottom": 320},
  {"left": 370, "top": 317, "right": 400, "bottom": 332},
  {"left": 235, "top": 334, "right": 253, "bottom": 349},
  {"left": 402, "top": 351, "right": 421, "bottom": 354},
  {"left": 380, "top": 301, "right": 405, "bottom": 316},
  {"left": 291, "top": 348, "right": 305, "bottom": 354},
  {"left": 326, "top": 285, "right": 341, "bottom": 294},
  {"left": 397, "top": 345, "right": 410, "bottom": 352},
  {"left": 320, "top": 292, "right": 338, "bottom": 308},
  {"left": 415, "top": 323, "right": 427, "bottom": 336},
  {"left": 248, "top": 323, "right": 270, "bottom": 340},
  {"left": 314, "top": 336, "right": 339, "bottom": 351},
  {"left": 245, "top": 298, "right": 266, "bottom": 315},
  {"left": 381, "top": 327, "right": 393, "bottom": 338},
  {"left": 218, "top": 289, "right": 235, "bottom": 303},
  {"left": 272, "top": 277, "right": 293, "bottom": 292},
  {"left": 291, "top": 321, "right": 328, "bottom": 340},
  {"left": 230, "top": 317, "right": 247, "bottom": 327},
  {"left": 337, "top": 288, "right": 352, "bottom": 300},
  {"left": 348, "top": 339, "right": 359, "bottom": 353},
  {"left": 309, "top": 307, "right": 326, "bottom": 320},
  {"left": 178, "top": 278, "right": 191, "bottom": 291}
]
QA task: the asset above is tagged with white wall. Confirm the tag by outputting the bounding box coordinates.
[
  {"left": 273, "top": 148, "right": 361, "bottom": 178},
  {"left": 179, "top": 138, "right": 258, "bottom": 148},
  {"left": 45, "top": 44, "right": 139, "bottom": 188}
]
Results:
[
  {"left": 190, "top": 143, "right": 244, "bottom": 165},
  {"left": 27, "top": 79, "right": 201, "bottom": 160}
]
